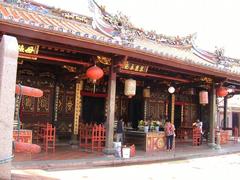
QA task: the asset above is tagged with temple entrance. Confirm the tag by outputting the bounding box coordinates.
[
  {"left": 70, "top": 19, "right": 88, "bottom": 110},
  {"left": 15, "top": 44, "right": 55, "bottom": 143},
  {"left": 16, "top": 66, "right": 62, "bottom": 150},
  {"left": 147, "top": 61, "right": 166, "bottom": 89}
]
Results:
[
  {"left": 82, "top": 96, "right": 105, "bottom": 124},
  {"left": 128, "top": 98, "right": 143, "bottom": 130},
  {"left": 232, "top": 112, "right": 239, "bottom": 134},
  {"left": 174, "top": 105, "right": 182, "bottom": 129}
]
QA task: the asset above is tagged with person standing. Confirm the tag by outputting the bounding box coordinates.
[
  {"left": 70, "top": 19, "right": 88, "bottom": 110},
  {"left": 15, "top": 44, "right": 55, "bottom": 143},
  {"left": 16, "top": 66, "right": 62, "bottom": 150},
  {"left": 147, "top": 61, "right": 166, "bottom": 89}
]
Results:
[
  {"left": 164, "top": 119, "right": 175, "bottom": 151},
  {"left": 116, "top": 116, "right": 124, "bottom": 142},
  {"left": 193, "top": 119, "right": 203, "bottom": 144}
]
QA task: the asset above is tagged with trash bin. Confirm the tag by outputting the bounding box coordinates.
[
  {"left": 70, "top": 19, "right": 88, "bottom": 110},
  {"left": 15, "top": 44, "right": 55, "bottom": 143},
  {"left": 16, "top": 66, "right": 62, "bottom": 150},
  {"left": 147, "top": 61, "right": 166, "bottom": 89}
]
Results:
[
  {"left": 113, "top": 142, "right": 122, "bottom": 158},
  {"left": 122, "top": 147, "right": 130, "bottom": 159},
  {"left": 130, "top": 144, "right": 136, "bottom": 157}
]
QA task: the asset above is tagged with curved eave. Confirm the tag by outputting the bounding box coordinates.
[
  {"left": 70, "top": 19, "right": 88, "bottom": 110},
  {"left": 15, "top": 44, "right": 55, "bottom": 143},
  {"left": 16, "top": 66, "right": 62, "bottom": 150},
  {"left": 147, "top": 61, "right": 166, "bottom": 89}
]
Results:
[{"left": 1, "top": 21, "right": 240, "bottom": 82}]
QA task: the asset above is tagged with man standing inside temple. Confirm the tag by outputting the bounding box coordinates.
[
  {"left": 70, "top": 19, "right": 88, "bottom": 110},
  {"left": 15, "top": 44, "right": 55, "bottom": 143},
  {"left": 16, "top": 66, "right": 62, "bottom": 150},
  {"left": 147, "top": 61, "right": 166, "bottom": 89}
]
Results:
[{"left": 116, "top": 116, "right": 124, "bottom": 143}]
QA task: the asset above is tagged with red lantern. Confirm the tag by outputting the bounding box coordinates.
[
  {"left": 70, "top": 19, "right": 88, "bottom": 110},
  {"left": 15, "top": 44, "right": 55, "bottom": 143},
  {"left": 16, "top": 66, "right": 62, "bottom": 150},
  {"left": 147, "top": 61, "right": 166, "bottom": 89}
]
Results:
[
  {"left": 15, "top": 84, "right": 43, "bottom": 97},
  {"left": 86, "top": 65, "right": 104, "bottom": 83},
  {"left": 86, "top": 65, "right": 104, "bottom": 93},
  {"left": 216, "top": 87, "right": 228, "bottom": 97}
]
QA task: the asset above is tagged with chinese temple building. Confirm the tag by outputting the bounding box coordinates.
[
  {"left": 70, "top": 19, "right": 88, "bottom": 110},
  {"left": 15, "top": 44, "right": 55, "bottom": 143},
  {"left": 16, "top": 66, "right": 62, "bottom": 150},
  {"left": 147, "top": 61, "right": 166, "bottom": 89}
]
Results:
[{"left": 1, "top": 0, "right": 240, "bottom": 158}]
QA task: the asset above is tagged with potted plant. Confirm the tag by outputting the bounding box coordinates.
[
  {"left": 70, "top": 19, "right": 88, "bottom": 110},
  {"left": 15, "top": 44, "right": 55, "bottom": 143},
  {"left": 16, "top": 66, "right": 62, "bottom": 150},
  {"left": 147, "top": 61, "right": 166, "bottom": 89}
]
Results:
[
  {"left": 144, "top": 120, "right": 149, "bottom": 133},
  {"left": 153, "top": 120, "right": 161, "bottom": 132},
  {"left": 138, "top": 120, "right": 144, "bottom": 130}
]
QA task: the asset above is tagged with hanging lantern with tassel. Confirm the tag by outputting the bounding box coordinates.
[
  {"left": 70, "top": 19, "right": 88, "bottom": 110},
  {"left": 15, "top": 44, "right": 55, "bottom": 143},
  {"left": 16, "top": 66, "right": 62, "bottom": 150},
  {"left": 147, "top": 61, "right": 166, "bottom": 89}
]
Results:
[
  {"left": 143, "top": 86, "right": 151, "bottom": 98},
  {"left": 124, "top": 79, "right": 136, "bottom": 98},
  {"left": 199, "top": 90, "right": 208, "bottom": 105},
  {"left": 86, "top": 65, "right": 104, "bottom": 93},
  {"left": 216, "top": 87, "right": 228, "bottom": 97}
]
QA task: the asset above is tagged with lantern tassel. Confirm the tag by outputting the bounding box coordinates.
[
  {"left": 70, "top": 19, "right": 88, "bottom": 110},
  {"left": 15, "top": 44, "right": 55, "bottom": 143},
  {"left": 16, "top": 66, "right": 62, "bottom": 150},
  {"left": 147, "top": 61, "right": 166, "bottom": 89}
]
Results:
[{"left": 93, "top": 84, "right": 96, "bottom": 93}]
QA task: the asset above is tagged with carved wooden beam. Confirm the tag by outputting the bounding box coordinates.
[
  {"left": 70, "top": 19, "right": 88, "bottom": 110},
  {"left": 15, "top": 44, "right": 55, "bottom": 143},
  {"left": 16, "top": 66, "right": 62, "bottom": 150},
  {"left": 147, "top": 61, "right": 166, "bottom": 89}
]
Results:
[
  {"left": 19, "top": 53, "right": 91, "bottom": 66},
  {"left": 119, "top": 69, "right": 190, "bottom": 83}
]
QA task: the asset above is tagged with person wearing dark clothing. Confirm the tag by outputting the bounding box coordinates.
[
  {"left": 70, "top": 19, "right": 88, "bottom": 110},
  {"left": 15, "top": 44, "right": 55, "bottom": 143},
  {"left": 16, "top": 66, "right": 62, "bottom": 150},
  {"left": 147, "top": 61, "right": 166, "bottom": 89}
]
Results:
[{"left": 116, "top": 117, "right": 124, "bottom": 142}]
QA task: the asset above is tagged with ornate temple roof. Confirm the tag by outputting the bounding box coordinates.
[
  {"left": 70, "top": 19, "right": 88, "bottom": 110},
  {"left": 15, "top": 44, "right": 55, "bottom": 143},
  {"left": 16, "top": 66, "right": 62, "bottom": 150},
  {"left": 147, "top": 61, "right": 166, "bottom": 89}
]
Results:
[{"left": 0, "top": 0, "right": 240, "bottom": 78}]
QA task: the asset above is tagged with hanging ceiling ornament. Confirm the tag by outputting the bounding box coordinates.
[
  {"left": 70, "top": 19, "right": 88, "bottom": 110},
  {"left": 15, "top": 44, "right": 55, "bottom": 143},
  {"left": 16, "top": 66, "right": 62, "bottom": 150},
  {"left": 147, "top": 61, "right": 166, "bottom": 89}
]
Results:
[
  {"left": 199, "top": 90, "right": 208, "bottom": 105},
  {"left": 216, "top": 87, "right": 228, "bottom": 97},
  {"left": 168, "top": 86, "right": 175, "bottom": 94},
  {"left": 124, "top": 79, "right": 136, "bottom": 98},
  {"left": 86, "top": 65, "right": 104, "bottom": 93},
  {"left": 143, "top": 86, "right": 151, "bottom": 98}
]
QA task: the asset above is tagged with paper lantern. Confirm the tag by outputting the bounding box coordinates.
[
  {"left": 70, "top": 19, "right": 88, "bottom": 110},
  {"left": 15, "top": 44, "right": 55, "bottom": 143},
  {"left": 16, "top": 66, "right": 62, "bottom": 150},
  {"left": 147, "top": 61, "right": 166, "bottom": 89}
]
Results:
[
  {"left": 124, "top": 79, "right": 136, "bottom": 98},
  {"left": 143, "top": 87, "right": 150, "bottom": 98},
  {"left": 86, "top": 65, "right": 104, "bottom": 83},
  {"left": 86, "top": 65, "right": 104, "bottom": 93},
  {"left": 216, "top": 87, "right": 228, "bottom": 97},
  {"left": 199, "top": 91, "right": 208, "bottom": 105},
  {"left": 168, "top": 86, "right": 175, "bottom": 94}
]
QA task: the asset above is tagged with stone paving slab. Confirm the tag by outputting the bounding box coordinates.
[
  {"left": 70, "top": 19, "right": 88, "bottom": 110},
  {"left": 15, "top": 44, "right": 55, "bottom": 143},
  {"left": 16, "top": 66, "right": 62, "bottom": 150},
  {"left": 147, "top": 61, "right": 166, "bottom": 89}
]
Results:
[{"left": 12, "top": 143, "right": 240, "bottom": 171}]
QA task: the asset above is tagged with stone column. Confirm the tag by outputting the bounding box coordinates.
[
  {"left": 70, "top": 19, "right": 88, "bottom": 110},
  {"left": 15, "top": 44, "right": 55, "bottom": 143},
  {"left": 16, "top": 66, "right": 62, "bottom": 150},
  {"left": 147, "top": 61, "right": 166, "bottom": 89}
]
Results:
[
  {"left": 104, "top": 63, "right": 116, "bottom": 154},
  {"left": 208, "top": 83, "right": 217, "bottom": 148},
  {"left": 0, "top": 35, "right": 18, "bottom": 179}
]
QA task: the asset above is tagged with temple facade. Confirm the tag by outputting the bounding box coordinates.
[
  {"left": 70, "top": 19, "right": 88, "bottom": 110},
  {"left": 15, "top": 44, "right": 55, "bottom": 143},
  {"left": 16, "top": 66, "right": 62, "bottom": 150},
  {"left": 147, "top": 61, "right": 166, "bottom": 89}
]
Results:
[{"left": 0, "top": 0, "right": 240, "bottom": 155}]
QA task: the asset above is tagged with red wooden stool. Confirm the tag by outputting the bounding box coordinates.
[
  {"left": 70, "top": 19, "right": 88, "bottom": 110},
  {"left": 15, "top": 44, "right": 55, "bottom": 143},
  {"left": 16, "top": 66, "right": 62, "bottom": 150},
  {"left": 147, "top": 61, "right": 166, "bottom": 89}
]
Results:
[
  {"left": 91, "top": 124, "right": 106, "bottom": 152},
  {"left": 79, "top": 123, "right": 93, "bottom": 149}
]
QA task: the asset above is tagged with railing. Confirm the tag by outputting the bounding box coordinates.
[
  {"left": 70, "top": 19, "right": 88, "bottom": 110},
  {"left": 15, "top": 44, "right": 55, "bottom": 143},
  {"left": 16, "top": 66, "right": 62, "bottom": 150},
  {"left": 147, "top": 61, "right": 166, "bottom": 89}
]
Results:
[{"left": 79, "top": 123, "right": 106, "bottom": 152}]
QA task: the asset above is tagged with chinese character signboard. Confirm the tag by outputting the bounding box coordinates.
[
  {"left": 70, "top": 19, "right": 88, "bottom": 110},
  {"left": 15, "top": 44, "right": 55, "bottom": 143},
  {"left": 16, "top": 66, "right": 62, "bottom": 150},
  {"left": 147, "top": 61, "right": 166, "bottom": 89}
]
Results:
[
  {"left": 18, "top": 43, "right": 39, "bottom": 60},
  {"left": 123, "top": 61, "right": 148, "bottom": 73}
]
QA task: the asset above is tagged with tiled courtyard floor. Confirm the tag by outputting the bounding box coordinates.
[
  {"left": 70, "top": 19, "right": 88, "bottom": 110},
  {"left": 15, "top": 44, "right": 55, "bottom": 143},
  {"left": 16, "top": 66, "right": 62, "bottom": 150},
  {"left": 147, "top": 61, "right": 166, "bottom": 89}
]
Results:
[{"left": 12, "top": 139, "right": 240, "bottom": 171}]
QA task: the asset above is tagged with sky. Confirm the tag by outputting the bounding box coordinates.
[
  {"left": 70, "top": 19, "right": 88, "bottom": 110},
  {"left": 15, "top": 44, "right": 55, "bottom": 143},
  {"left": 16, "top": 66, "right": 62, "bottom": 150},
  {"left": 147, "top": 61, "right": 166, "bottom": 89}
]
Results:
[{"left": 35, "top": 0, "right": 240, "bottom": 59}]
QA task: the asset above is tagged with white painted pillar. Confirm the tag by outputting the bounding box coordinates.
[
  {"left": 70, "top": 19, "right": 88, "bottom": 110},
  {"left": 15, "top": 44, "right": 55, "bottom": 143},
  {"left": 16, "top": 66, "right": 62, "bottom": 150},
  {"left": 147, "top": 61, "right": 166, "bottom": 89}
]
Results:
[{"left": 0, "top": 35, "right": 18, "bottom": 179}]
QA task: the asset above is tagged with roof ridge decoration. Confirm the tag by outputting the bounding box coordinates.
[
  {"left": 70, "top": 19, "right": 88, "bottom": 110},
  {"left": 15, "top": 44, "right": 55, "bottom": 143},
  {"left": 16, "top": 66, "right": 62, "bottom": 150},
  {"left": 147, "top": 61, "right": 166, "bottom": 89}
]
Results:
[
  {"left": 4, "top": 0, "right": 49, "bottom": 14},
  {"left": 192, "top": 36, "right": 240, "bottom": 70},
  {"left": 88, "top": 0, "right": 193, "bottom": 48},
  {"left": 214, "top": 48, "right": 240, "bottom": 68},
  {"left": 2, "top": 1, "right": 240, "bottom": 76},
  {"left": 3, "top": 0, "right": 92, "bottom": 25}
]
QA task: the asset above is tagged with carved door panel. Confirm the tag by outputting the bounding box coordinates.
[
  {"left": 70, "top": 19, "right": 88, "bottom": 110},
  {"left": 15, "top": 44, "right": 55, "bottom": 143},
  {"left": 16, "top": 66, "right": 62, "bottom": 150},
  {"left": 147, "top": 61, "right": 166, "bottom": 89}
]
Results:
[
  {"left": 183, "top": 104, "right": 197, "bottom": 127},
  {"left": 35, "top": 89, "right": 53, "bottom": 122},
  {"left": 21, "top": 96, "right": 36, "bottom": 128},
  {"left": 147, "top": 100, "right": 165, "bottom": 121},
  {"left": 115, "top": 96, "right": 129, "bottom": 123},
  {"left": 20, "top": 88, "right": 53, "bottom": 129},
  {"left": 56, "top": 89, "right": 75, "bottom": 139}
]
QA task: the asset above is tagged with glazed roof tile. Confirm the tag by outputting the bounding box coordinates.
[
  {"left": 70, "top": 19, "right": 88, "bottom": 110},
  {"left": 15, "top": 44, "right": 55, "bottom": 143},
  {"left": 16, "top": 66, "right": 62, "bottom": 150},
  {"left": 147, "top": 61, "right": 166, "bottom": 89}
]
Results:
[{"left": 0, "top": 1, "right": 240, "bottom": 77}]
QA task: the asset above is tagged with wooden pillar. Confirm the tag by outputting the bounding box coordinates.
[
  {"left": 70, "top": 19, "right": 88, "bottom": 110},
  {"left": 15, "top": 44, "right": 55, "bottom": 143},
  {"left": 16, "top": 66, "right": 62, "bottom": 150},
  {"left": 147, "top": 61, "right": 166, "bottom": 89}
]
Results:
[
  {"left": 199, "top": 104, "right": 203, "bottom": 122},
  {"left": 209, "top": 83, "right": 217, "bottom": 147},
  {"left": 143, "top": 99, "right": 148, "bottom": 121},
  {"left": 53, "top": 84, "right": 60, "bottom": 125},
  {"left": 223, "top": 96, "right": 227, "bottom": 129},
  {"left": 0, "top": 35, "right": 18, "bottom": 180},
  {"left": 181, "top": 104, "right": 184, "bottom": 126},
  {"left": 71, "top": 80, "right": 83, "bottom": 145},
  {"left": 104, "top": 63, "right": 116, "bottom": 154},
  {"left": 171, "top": 94, "right": 175, "bottom": 124}
]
